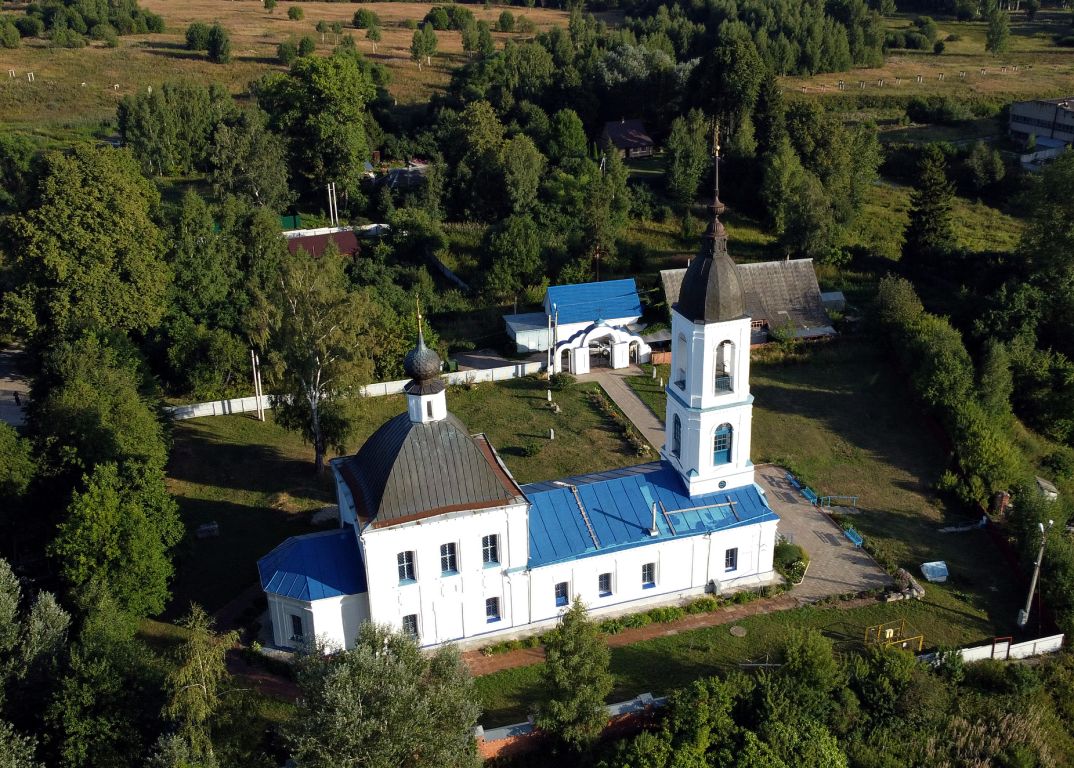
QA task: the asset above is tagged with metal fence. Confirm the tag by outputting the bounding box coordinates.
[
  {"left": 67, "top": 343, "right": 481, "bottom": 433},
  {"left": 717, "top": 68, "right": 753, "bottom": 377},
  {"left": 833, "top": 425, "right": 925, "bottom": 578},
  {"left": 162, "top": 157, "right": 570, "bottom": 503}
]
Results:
[{"left": 165, "top": 361, "right": 545, "bottom": 421}]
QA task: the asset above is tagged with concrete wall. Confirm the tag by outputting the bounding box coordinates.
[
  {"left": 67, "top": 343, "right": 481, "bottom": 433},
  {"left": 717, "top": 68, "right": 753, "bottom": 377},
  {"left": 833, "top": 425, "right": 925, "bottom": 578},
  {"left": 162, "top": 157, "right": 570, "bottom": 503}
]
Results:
[
  {"left": 920, "top": 633, "right": 1064, "bottom": 664},
  {"left": 166, "top": 362, "right": 545, "bottom": 420}
]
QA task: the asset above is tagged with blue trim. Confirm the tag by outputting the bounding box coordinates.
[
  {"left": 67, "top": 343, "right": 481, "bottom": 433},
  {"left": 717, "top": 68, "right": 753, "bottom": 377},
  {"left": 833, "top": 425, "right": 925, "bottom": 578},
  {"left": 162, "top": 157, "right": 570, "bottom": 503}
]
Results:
[
  {"left": 643, "top": 583, "right": 655, "bottom": 589},
  {"left": 441, "top": 569, "right": 459, "bottom": 577},
  {"left": 398, "top": 578, "right": 416, "bottom": 586},
  {"left": 483, "top": 561, "right": 500, "bottom": 569}
]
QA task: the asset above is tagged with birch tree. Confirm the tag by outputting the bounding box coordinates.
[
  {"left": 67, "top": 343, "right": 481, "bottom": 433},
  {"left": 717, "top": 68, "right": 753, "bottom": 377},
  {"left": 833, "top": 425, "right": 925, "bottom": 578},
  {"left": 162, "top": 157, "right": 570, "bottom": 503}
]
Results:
[{"left": 261, "top": 244, "right": 374, "bottom": 474}]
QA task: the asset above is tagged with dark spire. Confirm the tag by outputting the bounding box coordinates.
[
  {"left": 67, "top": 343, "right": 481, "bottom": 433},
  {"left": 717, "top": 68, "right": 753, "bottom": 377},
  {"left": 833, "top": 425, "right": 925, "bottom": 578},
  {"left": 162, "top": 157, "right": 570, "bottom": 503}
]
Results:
[
  {"left": 674, "top": 119, "right": 746, "bottom": 324},
  {"left": 403, "top": 300, "right": 444, "bottom": 389}
]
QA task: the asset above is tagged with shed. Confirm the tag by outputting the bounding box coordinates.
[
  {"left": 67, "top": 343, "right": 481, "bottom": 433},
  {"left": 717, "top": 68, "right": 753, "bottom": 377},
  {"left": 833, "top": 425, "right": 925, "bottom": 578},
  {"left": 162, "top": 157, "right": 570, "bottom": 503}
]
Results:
[
  {"left": 284, "top": 226, "right": 360, "bottom": 258},
  {"left": 602, "top": 119, "right": 655, "bottom": 159},
  {"left": 661, "top": 259, "right": 835, "bottom": 344}
]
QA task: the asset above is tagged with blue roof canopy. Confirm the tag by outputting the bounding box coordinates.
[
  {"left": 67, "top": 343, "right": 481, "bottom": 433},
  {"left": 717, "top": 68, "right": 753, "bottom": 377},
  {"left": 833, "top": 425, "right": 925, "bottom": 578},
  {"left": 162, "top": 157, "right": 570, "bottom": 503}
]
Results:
[
  {"left": 545, "top": 279, "right": 642, "bottom": 325},
  {"left": 258, "top": 529, "right": 367, "bottom": 601},
  {"left": 524, "top": 462, "right": 778, "bottom": 568}
]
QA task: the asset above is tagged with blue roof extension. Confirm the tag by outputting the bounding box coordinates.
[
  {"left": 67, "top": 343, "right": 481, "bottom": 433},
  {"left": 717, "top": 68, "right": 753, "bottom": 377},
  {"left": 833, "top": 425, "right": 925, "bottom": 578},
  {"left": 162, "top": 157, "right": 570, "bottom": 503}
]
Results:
[
  {"left": 545, "top": 279, "right": 642, "bottom": 325},
  {"left": 258, "top": 528, "right": 367, "bottom": 601},
  {"left": 524, "top": 462, "right": 778, "bottom": 568}
]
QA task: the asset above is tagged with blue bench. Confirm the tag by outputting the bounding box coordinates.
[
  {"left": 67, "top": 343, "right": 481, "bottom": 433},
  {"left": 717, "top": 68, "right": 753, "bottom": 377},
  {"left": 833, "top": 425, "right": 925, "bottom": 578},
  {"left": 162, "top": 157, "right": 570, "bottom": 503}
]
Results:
[
  {"left": 844, "top": 528, "right": 864, "bottom": 547},
  {"left": 784, "top": 472, "right": 801, "bottom": 489},
  {"left": 802, "top": 487, "right": 819, "bottom": 505}
]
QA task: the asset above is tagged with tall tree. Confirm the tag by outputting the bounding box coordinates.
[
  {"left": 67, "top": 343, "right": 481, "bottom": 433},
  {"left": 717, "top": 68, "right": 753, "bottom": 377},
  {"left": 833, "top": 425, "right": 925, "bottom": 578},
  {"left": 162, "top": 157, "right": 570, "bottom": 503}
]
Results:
[
  {"left": 255, "top": 51, "right": 376, "bottom": 203},
  {"left": 537, "top": 598, "right": 612, "bottom": 752},
  {"left": 259, "top": 246, "right": 375, "bottom": 474},
  {"left": 51, "top": 463, "right": 182, "bottom": 617},
  {"left": 500, "top": 134, "right": 546, "bottom": 214},
  {"left": 208, "top": 109, "right": 292, "bottom": 211},
  {"left": 168, "top": 191, "right": 240, "bottom": 329},
  {"left": 1, "top": 147, "right": 169, "bottom": 343},
  {"left": 665, "top": 109, "right": 710, "bottom": 207},
  {"left": 547, "top": 109, "right": 587, "bottom": 166},
  {"left": 0, "top": 720, "right": 43, "bottom": 768},
  {"left": 986, "top": 7, "right": 1010, "bottom": 56},
  {"left": 164, "top": 605, "right": 238, "bottom": 761},
  {"left": 289, "top": 623, "right": 481, "bottom": 768},
  {"left": 484, "top": 215, "right": 543, "bottom": 303},
  {"left": 903, "top": 146, "right": 957, "bottom": 270}
]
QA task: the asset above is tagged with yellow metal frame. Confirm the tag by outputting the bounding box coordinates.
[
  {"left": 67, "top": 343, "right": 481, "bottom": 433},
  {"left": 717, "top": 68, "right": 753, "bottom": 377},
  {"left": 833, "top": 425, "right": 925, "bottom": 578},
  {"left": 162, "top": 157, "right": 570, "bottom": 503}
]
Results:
[{"left": 864, "top": 620, "right": 924, "bottom": 652}]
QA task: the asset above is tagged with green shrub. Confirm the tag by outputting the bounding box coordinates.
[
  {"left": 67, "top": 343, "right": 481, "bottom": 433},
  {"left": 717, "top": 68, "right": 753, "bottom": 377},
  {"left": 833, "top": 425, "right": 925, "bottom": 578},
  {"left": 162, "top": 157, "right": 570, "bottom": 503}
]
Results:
[
  {"left": 519, "top": 440, "right": 542, "bottom": 457},
  {"left": 731, "top": 590, "right": 755, "bottom": 605},
  {"left": 497, "top": 9, "right": 515, "bottom": 32},
  {"left": 277, "top": 39, "right": 298, "bottom": 64},
  {"left": 298, "top": 35, "right": 316, "bottom": 56},
  {"left": 621, "top": 612, "right": 652, "bottom": 629},
  {"left": 933, "top": 40, "right": 945, "bottom": 54},
  {"left": 0, "top": 21, "right": 19, "bottom": 48},
  {"left": 685, "top": 596, "right": 720, "bottom": 614},
  {"left": 185, "top": 21, "right": 210, "bottom": 51},
  {"left": 549, "top": 372, "right": 575, "bottom": 390},
  {"left": 599, "top": 618, "right": 625, "bottom": 634},
  {"left": 287, "top": 6, "right": 304, "bottom": 21},
  {"left": 49, "top": 27, "right": 85, "bottom": 48},
  {"left": 206, "top": 23, "right": 231, "bottom": 63},
  {"left": 353, "top": 8, "right": 380, "bottom": 29},
  {"left": 145, "top": 12, "right": 165, "bottom": 33},
  {"left": 647, "top": 606, "right": 686, "bottom": 623},
  {"left": 402, "top": 18, "right": 418, "bottom": 30},
  {"left": 14, "top": 16, "right": 44, "bottom": 38}
]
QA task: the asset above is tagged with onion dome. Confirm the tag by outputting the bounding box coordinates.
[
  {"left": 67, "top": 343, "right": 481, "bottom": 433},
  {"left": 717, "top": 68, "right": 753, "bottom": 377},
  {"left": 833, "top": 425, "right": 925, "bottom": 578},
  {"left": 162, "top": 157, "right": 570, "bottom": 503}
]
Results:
[{"left": 403, "top": 324, "right": 445, "bottom": 395}]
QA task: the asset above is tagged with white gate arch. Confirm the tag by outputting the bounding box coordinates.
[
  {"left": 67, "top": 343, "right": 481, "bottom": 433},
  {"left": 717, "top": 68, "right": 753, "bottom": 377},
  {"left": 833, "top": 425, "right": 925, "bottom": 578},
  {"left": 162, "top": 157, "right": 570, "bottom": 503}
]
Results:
[{"left": 552, "top": 321, "right": 651, "bottom": 374}]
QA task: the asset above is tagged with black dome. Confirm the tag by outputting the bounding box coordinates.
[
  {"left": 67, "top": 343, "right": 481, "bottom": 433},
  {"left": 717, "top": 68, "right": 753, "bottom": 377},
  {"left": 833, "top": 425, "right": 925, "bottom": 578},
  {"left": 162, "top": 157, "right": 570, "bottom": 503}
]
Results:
[
  {"left": 403, "top": 331, "right": 441, "bottom": 381},
  {"left": 675, "top": 202, "right": 745, "bottom": 324}
]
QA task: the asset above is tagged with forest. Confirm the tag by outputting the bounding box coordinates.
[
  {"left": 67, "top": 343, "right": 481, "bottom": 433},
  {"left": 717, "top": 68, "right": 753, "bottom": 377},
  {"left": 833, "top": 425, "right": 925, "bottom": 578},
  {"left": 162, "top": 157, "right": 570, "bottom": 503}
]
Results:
[{"left": 2, "top": 0, "right": 1074, "bottom": 764}]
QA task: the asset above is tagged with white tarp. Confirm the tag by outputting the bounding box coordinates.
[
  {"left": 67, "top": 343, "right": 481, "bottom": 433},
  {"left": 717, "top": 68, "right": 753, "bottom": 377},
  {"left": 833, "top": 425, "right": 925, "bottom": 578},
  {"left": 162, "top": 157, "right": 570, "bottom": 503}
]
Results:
[{"left": 921, "top": 561, "right": 949, "bottom": 583}]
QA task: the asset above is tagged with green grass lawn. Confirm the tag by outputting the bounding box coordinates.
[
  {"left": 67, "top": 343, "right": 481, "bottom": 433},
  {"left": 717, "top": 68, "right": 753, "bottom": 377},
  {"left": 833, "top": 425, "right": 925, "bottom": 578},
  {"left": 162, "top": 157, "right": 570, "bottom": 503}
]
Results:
[
  {"left": 165, "top": 376, "right": 633, "bottom": 614},
  {"left": 474, "top": 595, "right": 1009, "bottom": 727}
]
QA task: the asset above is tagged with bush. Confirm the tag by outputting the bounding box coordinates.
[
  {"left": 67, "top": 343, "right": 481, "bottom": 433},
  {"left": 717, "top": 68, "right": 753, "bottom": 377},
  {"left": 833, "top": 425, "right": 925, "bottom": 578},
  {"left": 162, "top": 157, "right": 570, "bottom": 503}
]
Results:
[
  {"left": 906, "top": 96, "right": 973, "bottom": 125},
  {"left": 298, "top": 35, "right": 316, "bottom": 56},
  {"left": 933, "top": 40, "right": 945, "bottom": 54},
  {"left": 206, "top": 23, "right": 231, "bottom": 63},
  {"left": 946, "top": 33, "right": 961, "bottom": 42},
  {"left": 685, "top": 596, "right": 720, "bottom": 614},
  {"left": 145, "top": 12, "right": 165, "bottom": 33},
  {"left": 517, "top": 15, "right": 536, "bottom": 34},
  {"left": 402, "top": 18, "right": 418, "bottom": 30},
  {"left": 0, "top": 21, "right": 19, "bottom": 49},
  {"left": 774, "top": 540, "right": 806, "bottom": 570},
  {"left": 277, "top": 39, "right": 298, "bottom": 64},
  {"left": 264, "top": 0, "right": 277, "bottom": 11},
  {"left": 497, "top": 9, "right": 515, "bottom": 32},
  {"left": 287, "top": 6, "right": 304, "bottom": 21},
  {"left": 50, "top": 27, "right": 86, "bottom": 48},
  {"left": 549, "top": 372, "right": 575, "bottom": 390},
  {"left": 424, "top": 6, "right": 451, "bottom": 30},
  {"left": 14, "top": 16, "right": 44, "bottom": 38},
  {"left": 519, "top": 440, "right": 542, "bottom": 457},
  {"left": 353, "top": 8, "right": 380, "bottom": 29},
  {"left": 185, "top": 21, "right": 210, "bottom": 51}
]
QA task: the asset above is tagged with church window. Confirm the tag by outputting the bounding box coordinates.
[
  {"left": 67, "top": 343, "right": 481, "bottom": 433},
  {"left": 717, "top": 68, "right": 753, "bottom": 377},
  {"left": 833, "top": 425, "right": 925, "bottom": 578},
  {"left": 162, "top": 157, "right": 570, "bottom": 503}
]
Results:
[
  {"left": 713, "top": 424, "right": 733, "bottom": 465},
  {"left": 440, "top": 542, "right": 458, "bottom": 575},
  {"left": 675, "top": 334, "right": 687, "bottom": 389},
  {"left": 290, "top": 614, "right": 304, "bottom": 641},
  {"left": 715, "top": 341, "right": 734, "bottom": 392},
  {"left": 402, "top": 614, "right": 419, "bottom": 639},
  {"left": 725, "top": 548, "right": 738, "bottom": 572},
  {"left": 486, "top": 597, "right": 501, "bottom": 623},
  {"left": 672, "top": 416, "right": 681, "bottom": 458},
  {"left": 397, "top": 551, "right": 416, "bottom": 583},
  {"left": 426, "top": 400, "right": 433, "bottom": 418},
  {"left": 598, "top": 573, "right": 612, "bottom": 596},
  {"left": 554, "top": 581, "right": 569, "bottom": 607},
  {"left": 641, "top": 562, "right": 656, "bottom": 588},
  {"left": 482, "top": 534, "right": 500, "bottom": 566}
]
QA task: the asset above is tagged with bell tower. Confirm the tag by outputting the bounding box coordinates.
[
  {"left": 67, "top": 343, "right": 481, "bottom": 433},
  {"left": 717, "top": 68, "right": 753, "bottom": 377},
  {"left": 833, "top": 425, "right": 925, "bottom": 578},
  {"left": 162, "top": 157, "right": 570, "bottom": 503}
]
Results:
[{"left": 662, "top": 126, "right": 755, "bottom": 496}]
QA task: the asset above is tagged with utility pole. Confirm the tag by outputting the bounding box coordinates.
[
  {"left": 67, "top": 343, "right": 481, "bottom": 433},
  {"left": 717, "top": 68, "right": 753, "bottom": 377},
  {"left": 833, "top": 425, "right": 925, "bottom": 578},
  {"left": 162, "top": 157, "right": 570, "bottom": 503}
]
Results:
[
  {"left": 1017, "top": 519, "right": 1054, "bottom": 629},
  {"left": 250, "top": 350, "right": 265, "bottom": 421}
]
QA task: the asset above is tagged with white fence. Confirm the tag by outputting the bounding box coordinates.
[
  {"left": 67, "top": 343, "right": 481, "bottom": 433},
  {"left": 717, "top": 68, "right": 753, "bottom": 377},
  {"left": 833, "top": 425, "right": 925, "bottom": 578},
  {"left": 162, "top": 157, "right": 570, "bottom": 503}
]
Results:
[
  {"left": 165, "top": 361, "right": 545, "bottom": 421},
  {"left": 920, "top": 634, "right": 1064, "bottom": 664}
]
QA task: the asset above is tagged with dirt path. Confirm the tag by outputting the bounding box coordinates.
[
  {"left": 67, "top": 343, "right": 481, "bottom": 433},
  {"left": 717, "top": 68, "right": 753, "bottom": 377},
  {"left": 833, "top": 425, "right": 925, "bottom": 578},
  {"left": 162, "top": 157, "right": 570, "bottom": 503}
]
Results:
[{"left": 464, "top": 594, "right": 880, "bottom": 676}]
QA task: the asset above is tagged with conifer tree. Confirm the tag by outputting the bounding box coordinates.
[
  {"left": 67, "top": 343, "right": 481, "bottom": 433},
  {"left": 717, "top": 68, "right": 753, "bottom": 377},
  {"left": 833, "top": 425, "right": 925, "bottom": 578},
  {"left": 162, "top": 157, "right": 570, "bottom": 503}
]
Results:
[{"left": 903, "top": 146, "right": 957, "bottom": 270}]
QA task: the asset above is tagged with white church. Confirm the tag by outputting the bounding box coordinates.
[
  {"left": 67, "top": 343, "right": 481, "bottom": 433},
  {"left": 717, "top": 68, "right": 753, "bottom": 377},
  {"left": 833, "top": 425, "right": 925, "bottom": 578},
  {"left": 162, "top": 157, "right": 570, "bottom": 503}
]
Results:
[{"left": 258, "top": 191, "right": 781, "bottom": 651}]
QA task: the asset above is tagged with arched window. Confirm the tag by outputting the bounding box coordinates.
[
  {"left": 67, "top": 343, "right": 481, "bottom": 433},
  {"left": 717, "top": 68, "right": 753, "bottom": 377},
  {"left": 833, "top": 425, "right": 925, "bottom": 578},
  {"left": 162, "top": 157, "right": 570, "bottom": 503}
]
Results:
[
  {"left": 714, "top": 340, "right": 734, "bottom": 393},
  {"left": 675, "top": 334, "right": 688, "bottom": 390},
  {"left": 672, "top": 415, "right": 682, "bottom": 458},
  {"left": 713, "top": 423, "right": 733, "bottom": 465}
]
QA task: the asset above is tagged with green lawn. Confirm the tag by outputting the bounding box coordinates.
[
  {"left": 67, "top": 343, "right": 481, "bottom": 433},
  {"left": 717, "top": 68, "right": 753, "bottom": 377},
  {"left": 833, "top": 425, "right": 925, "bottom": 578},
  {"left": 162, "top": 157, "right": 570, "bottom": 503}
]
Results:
[
  {"left": 165, "top": 376, "right": 633, "bottom": 614},
  {"left": 475, "top": 595, "right": 1009, "bottom": 727}
]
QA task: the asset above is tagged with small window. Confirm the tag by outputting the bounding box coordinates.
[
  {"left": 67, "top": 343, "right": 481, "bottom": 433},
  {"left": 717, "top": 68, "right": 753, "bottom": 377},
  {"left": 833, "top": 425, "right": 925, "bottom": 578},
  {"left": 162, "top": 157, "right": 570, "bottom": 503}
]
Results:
[
  {"left": 440, "top": 542, "right": 458, "bottom": 575},
  {"left": 402, "top": 613, "right": 419, "bottom": 639},
  {"left": 725, "top": 548, "right": 738, "bottom": 572},
  {"left": 426, "top": 400, "right": 433, "bottom": 418},
  {"left": 642, "top": 563, "right": 656, "bottom": 588},
  {"left": 598, "top": 573, "right": 612, "bottom": 597},
  {"left": 713, "top": 424, "right": 733, "bottom": 466},
  {"left": 554, "top": 581, "right": 569, "bottom": 607},
  {"left": 485, "top": 596, "right": 501, "bottom": 623},
  {"left": 290, "top": 614, "right": 304, "bottom": 641},
  {"left": 482, "top": 534, "right": 500, "bottom": 567},
  {"left": 672, "top": 415, "right": 682, "bottom": 458},
  {"left": 397, "top": 550, "right": 415, "bottom": 583}
]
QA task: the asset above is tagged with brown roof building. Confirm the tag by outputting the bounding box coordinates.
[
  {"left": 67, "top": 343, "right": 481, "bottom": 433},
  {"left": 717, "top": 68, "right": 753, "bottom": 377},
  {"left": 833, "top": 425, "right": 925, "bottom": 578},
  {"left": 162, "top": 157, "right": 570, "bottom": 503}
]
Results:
[{"left": 602, "top": 119, "right": 655, "bottom": 158}]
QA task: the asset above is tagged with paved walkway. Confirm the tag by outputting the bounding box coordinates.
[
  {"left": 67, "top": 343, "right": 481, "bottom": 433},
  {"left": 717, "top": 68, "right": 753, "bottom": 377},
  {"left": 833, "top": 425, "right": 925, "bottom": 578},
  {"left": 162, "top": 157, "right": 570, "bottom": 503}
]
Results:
[
  {"left": 0, "top": 348, "right": 28, "bottom": 428},
  {"left": 754, "top": 465, "right": 892, "bottom": 601},
  {"left": 581, "top": 366, "right": 665, "bottom": 451}
]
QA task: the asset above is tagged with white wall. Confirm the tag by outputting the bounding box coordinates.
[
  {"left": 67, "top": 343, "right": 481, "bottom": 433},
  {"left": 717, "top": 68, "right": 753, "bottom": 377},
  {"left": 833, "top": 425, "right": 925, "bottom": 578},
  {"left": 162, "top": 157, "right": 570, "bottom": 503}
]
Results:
[
  {"left": 265, "top": 592, "right": 370, "bottom": 651},
  {"left": 166, "top": 362, "right": 545, "bottom": 420}
]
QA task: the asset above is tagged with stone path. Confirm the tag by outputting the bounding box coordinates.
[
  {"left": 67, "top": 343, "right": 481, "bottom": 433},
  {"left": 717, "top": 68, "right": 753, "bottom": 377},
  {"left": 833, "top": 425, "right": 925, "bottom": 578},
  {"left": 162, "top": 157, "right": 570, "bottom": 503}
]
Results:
[
  {"left": 755, "top": 465, "right": 892, "bottom": 600},
  {"left": 582, "top": 366, "right": 665, "bottom": 452}
]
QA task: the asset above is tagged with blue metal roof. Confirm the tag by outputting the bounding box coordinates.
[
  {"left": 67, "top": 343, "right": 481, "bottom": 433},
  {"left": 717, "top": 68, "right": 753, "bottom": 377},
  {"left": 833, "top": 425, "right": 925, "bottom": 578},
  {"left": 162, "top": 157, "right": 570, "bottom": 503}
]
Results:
[
  {"left": 523, "top": 462, "right": 778, "bottom": 568},
  {"left": 258, "top": 528, "right": 367, "bottom": 601},
  {"left": 545, "top": 279, "right": 642, "bottom": 325}
]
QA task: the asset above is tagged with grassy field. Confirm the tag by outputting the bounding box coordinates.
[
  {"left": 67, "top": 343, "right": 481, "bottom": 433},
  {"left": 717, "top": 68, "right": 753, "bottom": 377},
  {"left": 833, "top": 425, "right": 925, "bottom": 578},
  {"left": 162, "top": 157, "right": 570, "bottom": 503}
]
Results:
[
  {"left": 0, "top": 0, "right": 572, "bottom": 133},
  {"left": 786, "top": 11, "right": 1074, "bottom": 101},
  {"left": 165, "top": 376, "right": 633, "bottom": 614}
]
